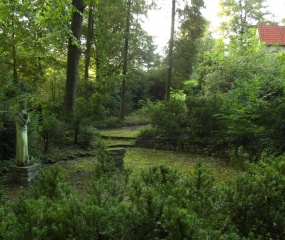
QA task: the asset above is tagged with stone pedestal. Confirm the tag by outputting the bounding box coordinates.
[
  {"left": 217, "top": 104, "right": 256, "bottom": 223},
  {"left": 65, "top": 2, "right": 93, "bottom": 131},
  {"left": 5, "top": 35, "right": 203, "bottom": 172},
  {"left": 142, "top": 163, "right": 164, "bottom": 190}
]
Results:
[
  {"left": 108, "top": 147, "right": 126, "bottom": 170},
  {"left": 8, "top": 163, "right": 41, "bottom": 185}
]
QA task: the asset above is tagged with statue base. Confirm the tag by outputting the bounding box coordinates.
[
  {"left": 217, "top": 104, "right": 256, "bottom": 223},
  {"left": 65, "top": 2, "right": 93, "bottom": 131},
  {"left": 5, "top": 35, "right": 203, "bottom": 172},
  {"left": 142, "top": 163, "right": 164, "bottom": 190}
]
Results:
[
  {"left": 8, "top": 163, "right": 41, "bottom": 185},
  {"left": 108, "top": 147, "right": 126, "bottom": 170}
]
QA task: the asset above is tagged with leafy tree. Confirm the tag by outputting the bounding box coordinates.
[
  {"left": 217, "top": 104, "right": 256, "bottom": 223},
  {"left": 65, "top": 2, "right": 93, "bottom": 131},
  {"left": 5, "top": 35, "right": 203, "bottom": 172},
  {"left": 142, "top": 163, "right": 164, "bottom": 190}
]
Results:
[
  {"left": 172, "top": 0, "right": 206, "bottom": 87},
  {"left": 218, "top": 0, "right": 272, "bottom": 40},
  {"left": 148, "top": 98, "right": 189, "bottom": 140},
  {"left": 199, "top": 31, "right": 280, "bottom": 95},
  {"left": 192, "top": 31, "right": 285, "bottom": 156}
]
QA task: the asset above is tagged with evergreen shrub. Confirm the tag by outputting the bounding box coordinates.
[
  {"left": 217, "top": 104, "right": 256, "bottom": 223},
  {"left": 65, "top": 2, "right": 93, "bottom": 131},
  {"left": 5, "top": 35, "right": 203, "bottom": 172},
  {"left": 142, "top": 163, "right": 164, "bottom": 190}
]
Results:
[
  {"left": 138, "top": 95, "right": 224, "bottom": 148},
  {"left": 185, "top": 94, "right": 223, "bottom": 142},
  {"left": 222, "top": 154, "right": 285, "bottom": 239},
  {"left": 148, "top": 98, "right": 188, "bottom": 141}
]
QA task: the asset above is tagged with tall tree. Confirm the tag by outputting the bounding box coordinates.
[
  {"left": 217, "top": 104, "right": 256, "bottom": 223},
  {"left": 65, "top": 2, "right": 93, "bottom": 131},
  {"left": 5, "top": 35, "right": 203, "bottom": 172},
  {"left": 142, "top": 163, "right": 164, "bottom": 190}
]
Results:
[
  {"left": 165, "top": 0, "right": 176, "bottom": 101},
  {"left": 119, "top": 0, "right": 131, "bottom": 120},
  {"left": 218, "top": 0, "right": 271, "bottom": 39},
  {"left": 84, "top": 0, "right": 94, "bottom": 94},
  {"left": 64, "top": 0, "right": 85, "bottom": 122},
  {"left": 172, "top": 0, "right": 206, "bottom": 86}
]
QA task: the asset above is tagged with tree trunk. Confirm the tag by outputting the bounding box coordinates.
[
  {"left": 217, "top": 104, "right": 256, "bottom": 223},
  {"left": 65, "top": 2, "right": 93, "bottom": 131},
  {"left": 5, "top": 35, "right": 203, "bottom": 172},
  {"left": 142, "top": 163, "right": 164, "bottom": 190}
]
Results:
[
  {"left": 64, "top": 0, "right": 84, "bottom": 122},
  {"left": 84, "top": 0, "right": 94, "bottom": 95},
  {"left": 119, "top": 0, "right": 131, "bottom": 121},
  {"left": 12, "top": 16, "right": 18, "bottom": 83},
  {"left": 165, "top": 0, "right": 175, "bottom": 101}
]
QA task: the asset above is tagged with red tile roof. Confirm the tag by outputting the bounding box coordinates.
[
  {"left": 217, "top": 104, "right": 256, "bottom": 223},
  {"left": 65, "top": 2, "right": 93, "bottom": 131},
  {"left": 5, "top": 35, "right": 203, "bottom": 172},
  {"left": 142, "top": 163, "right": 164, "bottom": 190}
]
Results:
[{"left": 257, "top": 25, "right": 285, "bottom": 46}]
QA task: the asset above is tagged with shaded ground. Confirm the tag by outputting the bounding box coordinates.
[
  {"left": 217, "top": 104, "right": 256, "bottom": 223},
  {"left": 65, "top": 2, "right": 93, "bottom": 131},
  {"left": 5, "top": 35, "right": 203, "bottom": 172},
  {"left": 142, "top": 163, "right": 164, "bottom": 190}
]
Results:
[{"left": 125, "top": 148, "right": 241, "bottom": 183}]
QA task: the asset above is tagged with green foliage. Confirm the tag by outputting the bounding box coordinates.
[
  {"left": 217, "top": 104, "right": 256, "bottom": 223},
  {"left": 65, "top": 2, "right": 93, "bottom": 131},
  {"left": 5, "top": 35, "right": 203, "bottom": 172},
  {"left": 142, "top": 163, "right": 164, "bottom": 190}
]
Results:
[
  {"left": 143, "top": 30, "right": 285, "bottom": 160},
  {"left": 0, "top": 109, "right": 15, "bottom": 160},
  {"left": 77, "top": 124, "right": 98, "bottom": 148},
  {"left": 144, "top": 68, "right": 167, "bottom": 102},
  {"left": 141, "top": 94, "right": 224, "bottom": 146},
  {"left": 81, "top": 142, "right": 131, "bottom": 239},
  {"left": 1, "top": 164, "right": 80, "bottom": 240},
  {"left": 228, "top": 146, "right": 250, "bottom": 169},
  {"left": 127, "top": 162, "right": 238, "bottom": 239},
  {"left": 172, "top": 0, "right": 206, "bottom": 85},
  {"left": 222, "top": 154, "right": 285, "bottom": 239},
  {"left": 39, "top": 114, "right": 66, "bottom": 152},
  {"left": 93, "top": 141, "right": 117, "bottom": 178},
  {"left": 186, "top": 94, "right": 223, "bottom": 140},
  {"left": 148, "top": 98, "right": 188, "bottom": 140},
  {"left": 127, "top": 165, "right": 188, "bottom": 238},
  {"left": 136, "top": 126, "right": 157, "bottom": 142},
  {"left": 0, "top": 159, "right": 14, "bottom": 176},
  {"left": 0, "top": 83, "right": 18, "bottom": 160},
  {"left": 218, "top": 0, "right": 272, "bottom": 40},
  {"left": 217, "top": 77, "right": 268, "bottom": 156},
  {"left": 31, "top": 165, "right": 72, "bottom": 200}
]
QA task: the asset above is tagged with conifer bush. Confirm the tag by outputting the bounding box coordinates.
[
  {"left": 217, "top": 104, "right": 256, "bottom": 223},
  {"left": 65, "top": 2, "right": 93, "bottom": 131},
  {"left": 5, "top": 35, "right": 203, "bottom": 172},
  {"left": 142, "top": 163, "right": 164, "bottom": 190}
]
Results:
[{"left": 223, "top": 154, "right": 285, "bottom": 239}]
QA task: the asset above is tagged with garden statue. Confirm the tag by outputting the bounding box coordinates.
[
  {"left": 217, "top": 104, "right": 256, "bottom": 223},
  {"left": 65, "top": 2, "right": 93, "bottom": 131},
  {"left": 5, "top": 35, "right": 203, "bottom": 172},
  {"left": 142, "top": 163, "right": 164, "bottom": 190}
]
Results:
[{"left": 15, "top": 100, "right": 30, "bottom": 166}]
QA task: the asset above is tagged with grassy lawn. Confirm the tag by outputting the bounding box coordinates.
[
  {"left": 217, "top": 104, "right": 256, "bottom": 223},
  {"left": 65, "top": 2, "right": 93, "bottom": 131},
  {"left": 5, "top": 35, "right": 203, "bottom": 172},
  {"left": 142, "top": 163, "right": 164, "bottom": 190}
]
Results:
[
  {"left": 103, "top": 138, "right": 136, "bottom": 147},
  {"left": 99, "top": 125, "right": 150, "bottom": 138},
  {"left": 124, "top": 148, "right": 241, "bottom": 183}
]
